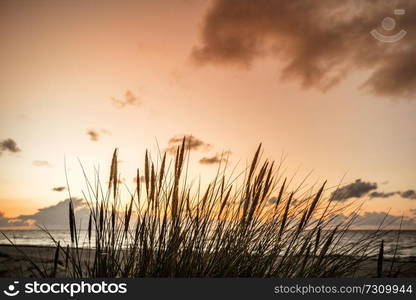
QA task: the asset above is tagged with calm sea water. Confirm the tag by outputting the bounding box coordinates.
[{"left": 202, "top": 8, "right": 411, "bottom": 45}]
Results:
[{"left": 1, "top": 229, "right": 415, "bottom": 258}]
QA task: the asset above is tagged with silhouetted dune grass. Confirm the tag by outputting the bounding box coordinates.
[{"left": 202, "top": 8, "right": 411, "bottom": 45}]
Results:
[{"left": 2, "top": 139, "right": 397, "bottom": 277}]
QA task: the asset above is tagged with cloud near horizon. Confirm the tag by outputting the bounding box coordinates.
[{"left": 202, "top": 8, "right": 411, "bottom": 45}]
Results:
[
  {"left": 192, "top": 0, "right": 416, "bottom": 99},
  {"left": 0, "top": 198, "right": 89, "bottom": 229},
  {"left": 1, "top": 200, "right": 414, "bottom": 230},
  {"left": 400, "top": 190, "right": 416, "bottom": 199},
  {"left": 330, "top": 211, "right": 416, "bottom": 229},
  {"left": 0, "top": 138, "right": 21, "bottom": 155}
]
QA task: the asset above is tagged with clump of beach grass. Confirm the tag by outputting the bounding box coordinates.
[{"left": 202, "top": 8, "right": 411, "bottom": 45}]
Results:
[{"left": 4, "top": 138, "right": 392, "bottom": 277}]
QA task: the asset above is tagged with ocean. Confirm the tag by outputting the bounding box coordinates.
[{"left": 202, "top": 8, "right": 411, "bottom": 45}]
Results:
[{"left": 1, "top": 229, "right": 415, "bottom": 258}]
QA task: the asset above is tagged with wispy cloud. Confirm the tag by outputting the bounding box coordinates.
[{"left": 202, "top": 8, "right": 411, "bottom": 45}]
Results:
[
  {"left": 165, "top": 135, "right": 211, "bottom": 154},
  {"left": 199, "top": 151, "right": 231, "bottom": 165},
  {"left": 0, "top": 138, "right": 21, "bottom": 155},
  {"left": 52, "top": 186, "right": 66, "bottom": 192},
  {"left": 111, "top": 90, "right": 140, "bottom": 108},
  {"left": 192, "top": 0, "right": 416, "bottom": 100},
  {"left": 368, "top": 191, "right": 398, "bottom": 198},
  {"left": 32, "top": 160, "right": 51, "bottom": 167}
]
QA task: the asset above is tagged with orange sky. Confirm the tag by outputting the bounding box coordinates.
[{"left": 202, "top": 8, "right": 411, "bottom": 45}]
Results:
[{"left": 0, "top": 0, "right": 415, "bottom": 226}]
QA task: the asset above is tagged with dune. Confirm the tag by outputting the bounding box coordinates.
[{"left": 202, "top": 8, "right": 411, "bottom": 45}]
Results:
[{"left": 1, "top": 244, "right": 415, "bottom": 278}]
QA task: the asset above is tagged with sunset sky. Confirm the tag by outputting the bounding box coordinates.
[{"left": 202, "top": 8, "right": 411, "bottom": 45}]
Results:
[{"left": 1, "top": 0, "right": 415, "bottom": 229}]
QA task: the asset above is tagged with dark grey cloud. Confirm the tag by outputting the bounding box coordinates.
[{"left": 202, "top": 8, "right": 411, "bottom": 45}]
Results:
[
  {"left": 199, "top": 151, "right": 231, "bottom": 165},
  {"left": 0, "top": 138, "right": 21, "bottom": 155},
  {"left": 330, "top": 179, "right": 377, "bottom": 202},
  {"left": 52, "top": 186, "right": 66, "bottom": 192},
  {"left": 192, "top": 0, "right": 416, "bottom": 99},
  {"left": 165, "top": 135, "right": 212, "bottom": 154},
  {"left": 32, "top": 160, "right": 51, "bottom": 167},
  {"left": 400, "top": 190, "right": 416, "bottom": 199},
  {"left": 0, "top": 198, "right": 89, "bottom": 229},
  {"left": 331, "top": 180, "right": 416, "bottom": 201},
  {"left": 111, "top": 90, "right": 140, "bottom": 108},
  {"left": 369, "top": 191, "right": 398, "bottom": 198}
]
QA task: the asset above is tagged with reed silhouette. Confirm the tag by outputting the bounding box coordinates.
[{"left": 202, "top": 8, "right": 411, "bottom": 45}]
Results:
[{"left": 3, "top": 138, "right": 390, "bottom": 277}]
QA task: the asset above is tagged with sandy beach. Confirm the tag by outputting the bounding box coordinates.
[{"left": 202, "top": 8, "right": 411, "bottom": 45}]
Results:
[
  {"left": 1, "top": 244, "right": 415, "bottom": 278},
  {"left": 0, "top": 245, "right": 94, "bottom": 278}
]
